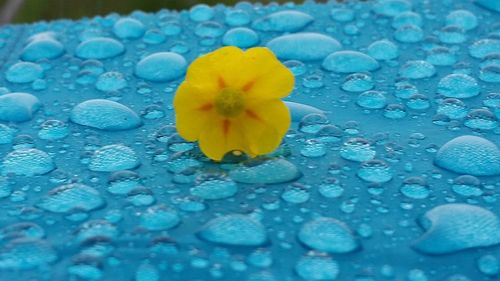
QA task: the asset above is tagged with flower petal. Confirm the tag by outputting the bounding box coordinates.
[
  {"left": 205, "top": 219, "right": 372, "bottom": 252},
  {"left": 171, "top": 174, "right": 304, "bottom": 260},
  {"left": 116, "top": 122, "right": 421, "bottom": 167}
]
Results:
[
  {"left": 242, "top": 47, "right": 295, "bottom": 101},
  {"left": 185, "top": 46, "right": 245, "bottom": 92},
  {"left": 174, "top": 82, "right": 215, "bottom": 141},
  {"left": 239, "top": 99, "right": 291, "bottom": 155},
  {"left": 198, "top": 117, "right": 249, "bottom": 161}
]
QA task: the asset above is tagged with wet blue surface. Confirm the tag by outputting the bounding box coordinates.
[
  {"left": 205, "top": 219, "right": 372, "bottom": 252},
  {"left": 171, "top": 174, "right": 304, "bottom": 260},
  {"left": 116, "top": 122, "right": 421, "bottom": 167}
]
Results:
[{"left": 0, "top": 0, "right": 499, "bottom": 280}]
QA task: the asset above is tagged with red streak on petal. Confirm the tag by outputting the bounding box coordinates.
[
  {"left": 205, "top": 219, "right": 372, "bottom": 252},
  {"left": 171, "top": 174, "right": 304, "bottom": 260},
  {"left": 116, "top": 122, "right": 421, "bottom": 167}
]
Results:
[
  {"left": 242, "top": 80, "right": 255, "bottom": 91},
  {"left": 223, "top": 119, "right": 230, "bottom": 136},
  {"left": 198, "top": 103, "right": 213, "bottom": 111},
  {"left": 218, "top": 76, "right": 226, "bottom": 89},
  {"left": 246, "top": 109, "right": 262, "bottom": 121}
]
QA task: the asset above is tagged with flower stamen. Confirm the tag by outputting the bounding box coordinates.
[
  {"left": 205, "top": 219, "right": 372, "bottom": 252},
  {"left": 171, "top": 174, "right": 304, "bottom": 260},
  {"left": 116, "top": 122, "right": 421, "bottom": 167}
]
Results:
[{"left": 215, "top": 87, "right": 245, "bottom": 117}]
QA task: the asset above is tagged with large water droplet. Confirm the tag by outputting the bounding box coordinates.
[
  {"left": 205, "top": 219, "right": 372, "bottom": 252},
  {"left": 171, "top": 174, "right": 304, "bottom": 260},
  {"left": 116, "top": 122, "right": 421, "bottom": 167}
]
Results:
[
  {"left": 412, "top": 204, "right": 500, "bottom": 254},
  {"left": 435, "top": 135, "right": 500, "bottom": 176},
  {"left": 222, "top": 27, "right": 259, "bottom": 48},
  {"left": 197, "top": 214, "right": 268, "bottom": 246},
  {"left": 2, "top": 148, "right": 55, "bottom": 176},
  {"left": 0, "top": 93, "right": 41, "bottom": 122},
  {"left": 89, "top": 144, "right": 140, "bottom": 172},
  {"left": 140, "top": 204, "right": 180, "bottom": 231},
  {"left": 295, "top": 252, "right": 339, "bottom": 281},
  {"left": 267, "top": 33, "right": 342, "bottom": 61},
  {"left": 285, "top": 102, "right": 324, "bottom": 122},
  {"left": 112, "top": 18, "right": 145, "bottom": 39},
  {"left": 135, "top": 52, "right": 187, "bottom": 82},
  {"left": 70, "top": 99, "right": 142, "bottom": 131},
  {"left": 190, "top": 173, "right": 238, "bottom": 200},
  {"left": 322, "top": 51, "right": 380, "bottom": 73},
  {"left": 298, "top": 217, "right": 360, "bottom": 254},
  {"left": 252, "top": 11, "right": 313, "bottom": 32},
  {"left": 229, "top": 158, "right": 301, "bottom": 184},
  {"left": 37, "top": 183, "right": 104, "bottom": 213},
  {"left": 437, "top": 74, "right": 480, "bottom": 98},
  {"left": 75, "top": 37, "right": 125, "bottom": 59},
  {"left": 0, "top": 238, "right": 57, "bottom": 270},
  {"left": 399, "top": 60, "right": 436, "bottom": 79},
  {"left": 5, "top": 62, "right": 43, "bottom": 83},
  {"left": 21, "top": 32, "right": 64, "bottom": 61}
]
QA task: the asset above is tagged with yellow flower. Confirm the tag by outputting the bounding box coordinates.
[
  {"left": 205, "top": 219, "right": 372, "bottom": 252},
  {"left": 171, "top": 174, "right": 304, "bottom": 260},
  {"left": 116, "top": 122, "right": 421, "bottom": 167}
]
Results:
[{"left": 173, "top": 46, "right": 294, "bottom": 161}]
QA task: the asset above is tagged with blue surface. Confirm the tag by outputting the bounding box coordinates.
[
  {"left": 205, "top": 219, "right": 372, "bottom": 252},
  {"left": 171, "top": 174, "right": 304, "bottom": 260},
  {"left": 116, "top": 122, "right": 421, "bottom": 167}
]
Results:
[{"left": 0, "top": 0, "right": 499, "bottom": 280}]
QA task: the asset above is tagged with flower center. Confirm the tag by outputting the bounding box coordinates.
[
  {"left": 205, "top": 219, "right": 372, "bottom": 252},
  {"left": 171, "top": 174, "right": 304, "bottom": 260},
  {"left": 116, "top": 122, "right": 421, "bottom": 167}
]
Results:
[{"left": 214, "top": 87, "right": 245, "bottom": 117}]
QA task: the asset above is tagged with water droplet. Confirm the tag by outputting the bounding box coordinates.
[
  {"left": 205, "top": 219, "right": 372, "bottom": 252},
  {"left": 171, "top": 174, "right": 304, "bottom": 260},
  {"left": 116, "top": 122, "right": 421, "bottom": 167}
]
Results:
[
  {"left": 322, "top": 51, "right": 379, "bottom": 73},
  {"left": 0, "top": 238, "right": 57, "bottom": 270},
  {"left": 319, "top": 178, "right": 344, "bottom": 198},
  {"left": 89, "top": 144, "right": 140, "bottom": 172},
  {"left": 2, "top": 148, "right": 54, "bottom": 176},
  {"left": 285, "top": 101, "right": 324, "bottom": 122},
  {"left": 400, "top": 176, "right": 430, "bottom": 199},
  {"left": 140, "top": 204, "right": 180, "bottom": 231},
  {"left": 341, "top": 73, "right": 374, "bottom": 92},
  {"left": 452, "top": 175, "right": 483, "bottom": 197},
  {"left": 426, "top": 47, "right": 457, "bottom": 66},
  {"left": 437, "top": 98, "right": 468, "bottom": 119},
  {"left": 330, "top": 8, "right": 354, "bottom": 22},
  {"left": 96, "top": 71, "right": 127, "bottom": 92},
  {"left": 435, "top": 135, "right": 500, "bottom": 176},
  {"left": 194, "top": 21, "right": 225, "bottom": 38},
  {"left": 37, "top": 183, "right": 104, "bottom": 213},
  {"left": 394, "top": 25, "right": 424, "bottom": 43},
  {"left": 135, "top": 52, "right": 187, "bottom": 82},
  {"left": 222, "top": 27, "right": 259, "bottom": 48},
  {"left": 189, "top": 4, "right": 214, "bottom": 22},
  {"left": 281, "top": 186, "right": 310, "bottom": 203},
  {"left": 0, "top": 93, "right": 41, "bottom": 122},
  {"left": 252, "top": 11, "right": 313, "bottom": 32},
  {"left": 340, "top": 138, "right": 376, "bottom": 162},
  {"left": 299, "top": 217, "right": 359, "bottom": 253},
  {"left": 464, "top": 108, "right": 497, "bottom": 130},
  {"left": 70, "top": 99, "right": 142, "bottom": 131},
  {"left": 392, "top": 11, "right": 422, "bottom": 28},
  {"left": 446, "top": 10, "right": 478, "bottom": 31},
  {"left": 357, "top": 90, "right": 387, "bottom": 109},
  {"left": 469, "top": 39, "right": 500, "bottom": 59},
  {"left": 399, "top": 60, "right": 436, "bottom": 79},
  {"left": 295, "top": 252, "right": 339, "bottom": 281},
  {"left": 21, "top": 32, "right": 64, "bottom": 61},
  {"left": 412, "top": 204, "right": 500, "bottom": 254},
  {"left": 477, "top": 254, "right": 499, "bottom": 276},
  {"left": 267, "top": 33, "right": 342, "bottom": 61},
  {"left": 225, "top": 9, "right": 250, "bottom": 26},
  {"left": 437, "top": 74, "right": 480, "bottom": 98},
  {"left": 135, "top": 263, "right": 160, "bottom": 281},
  {"left": 367, "top": 39, "right": 399, "bottom": 60},
  {"left": 373, "top": 0, "right": 412, "bottom": 17},
  {"left": 190, "top": 172, "right": 238, "bottom": 200},
  {"left": 75, "top": 37, "right": 125, "bottom": 59},
  {"left": 5, "top": 62, "right": 43, "bottom": 83},
  {"left": 197, "top": 214, "right": 268, "bottom": 246},
  {"left": 112, "top": 18, "right": 145, "bottom": 39},
  {"left": 357, "top": 160, "right": 393, "bottom": 183},
  {"left": 229, "top": 158, "right": 301, "bottom": 184},
  {"left": 38, "top": 119, "right": 69, "bottom": 140},
  {"left": 384, "top": 103, "right": 407, "bottom": 119}
]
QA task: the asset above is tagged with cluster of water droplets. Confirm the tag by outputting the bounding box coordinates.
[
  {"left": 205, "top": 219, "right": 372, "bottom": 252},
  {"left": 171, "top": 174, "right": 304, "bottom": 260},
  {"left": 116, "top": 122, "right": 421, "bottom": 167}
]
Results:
[{"left": 0, "top": 0, "right": 499, "bottom": 280}]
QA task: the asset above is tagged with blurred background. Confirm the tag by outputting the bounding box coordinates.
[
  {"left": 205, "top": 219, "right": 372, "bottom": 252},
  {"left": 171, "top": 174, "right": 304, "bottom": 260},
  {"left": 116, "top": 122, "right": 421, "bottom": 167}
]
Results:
[{"left": 0, "top": 0, "right": 307, "bottom": 24}]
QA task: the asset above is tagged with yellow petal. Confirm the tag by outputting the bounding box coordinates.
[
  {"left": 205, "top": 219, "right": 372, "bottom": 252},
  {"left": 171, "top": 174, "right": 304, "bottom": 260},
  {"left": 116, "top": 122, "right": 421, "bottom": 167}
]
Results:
[
  {"left": 198, "top": 117, "right": 248, "bottom": 161},
  {"left": 173, "top": 82, "right": 215, "bottom": 141},
  {"left": 185, "top": 46, "right": 245, "bottom": 93},
  {"left": 239, "top": 99, "right": 291, "bottom": 155},
  {"left": 242, "top": 47, "right": 295, "bottom": 102}
]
